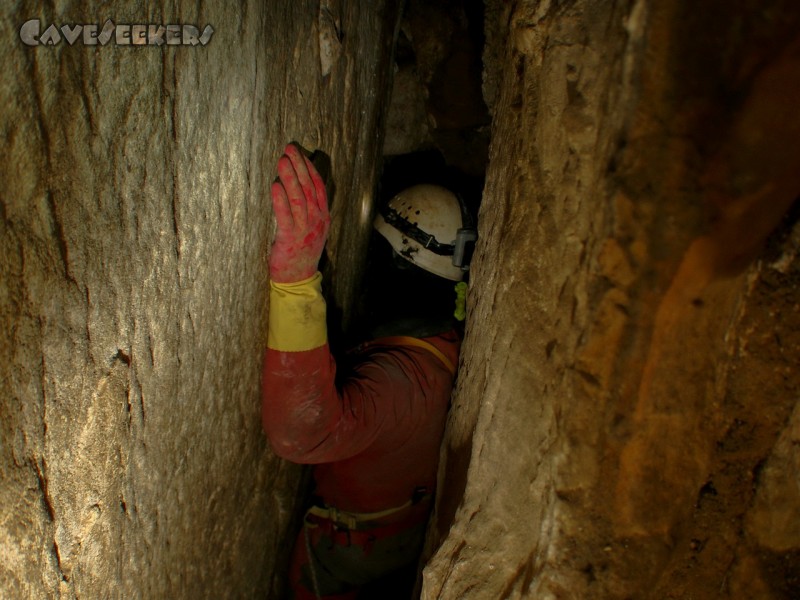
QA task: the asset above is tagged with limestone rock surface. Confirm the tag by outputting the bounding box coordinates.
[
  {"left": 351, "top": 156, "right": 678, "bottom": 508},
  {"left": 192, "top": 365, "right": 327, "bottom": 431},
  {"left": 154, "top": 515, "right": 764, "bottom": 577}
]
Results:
[
  {"left": 0, "top": 1, "right": 399, "bottom": 598},
  {"left": 422, "top": 1, "right": 800, "bottom": 598}
]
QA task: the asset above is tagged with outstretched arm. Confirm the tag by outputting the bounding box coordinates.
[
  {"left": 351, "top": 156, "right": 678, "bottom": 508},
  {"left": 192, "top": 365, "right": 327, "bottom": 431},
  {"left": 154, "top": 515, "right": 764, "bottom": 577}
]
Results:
[{"left": 262, "top": 144, "right": 397, "bottom": 463}]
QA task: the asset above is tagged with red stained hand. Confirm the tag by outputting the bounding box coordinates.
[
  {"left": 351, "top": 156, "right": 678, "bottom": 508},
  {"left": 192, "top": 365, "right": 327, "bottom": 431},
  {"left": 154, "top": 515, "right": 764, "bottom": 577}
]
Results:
[{"left": 268, "top": 144, "right": 330, "bottom": 283}]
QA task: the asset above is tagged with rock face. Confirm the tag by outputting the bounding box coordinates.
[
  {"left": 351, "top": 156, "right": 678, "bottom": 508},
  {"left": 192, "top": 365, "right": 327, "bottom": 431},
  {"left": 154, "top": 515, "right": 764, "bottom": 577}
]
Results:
[
  {"left": 0, "top": 1, "right": 399, "bottom": 598},
  {"left": 422, "top": 1, "right": 800, "bottom": 598}
]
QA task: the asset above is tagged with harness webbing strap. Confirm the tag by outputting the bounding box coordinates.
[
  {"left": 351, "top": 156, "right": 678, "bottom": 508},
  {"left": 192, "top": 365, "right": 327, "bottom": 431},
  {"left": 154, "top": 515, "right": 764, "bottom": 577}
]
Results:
[
  {"left": 368, "top": 335, "right": 457, "bottom": 377},
  {"left": 304, "top": 489, "right": 433, "bottom": 531},
  {"left": 305, "top": 497, "right": 418, "bottom": 531}
]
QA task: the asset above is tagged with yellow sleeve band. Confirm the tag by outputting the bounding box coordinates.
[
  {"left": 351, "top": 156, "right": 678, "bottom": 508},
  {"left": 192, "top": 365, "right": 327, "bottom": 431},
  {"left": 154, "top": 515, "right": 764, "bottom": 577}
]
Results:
[{"left": 267, "top": 272, "right": 328, "bottom": 352}]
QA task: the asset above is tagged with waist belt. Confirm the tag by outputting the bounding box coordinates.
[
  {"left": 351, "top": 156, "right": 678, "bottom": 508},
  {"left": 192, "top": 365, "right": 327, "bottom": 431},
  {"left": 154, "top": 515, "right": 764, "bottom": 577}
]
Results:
[{"left": 305, "top": 489, "right": 432, "bottom": 531}]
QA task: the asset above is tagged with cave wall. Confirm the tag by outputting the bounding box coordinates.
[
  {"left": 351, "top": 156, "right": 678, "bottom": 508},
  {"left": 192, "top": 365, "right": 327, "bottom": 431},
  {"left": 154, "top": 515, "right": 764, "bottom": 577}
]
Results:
[
  {"left": 422, "top": 0, "right": 800, "bottom": 599},
  {"left": 0, "top": 1, "right": 399, "bottom": 598},
  {"left": 423, "top": 1, "right": 800, "bottom": 598}
]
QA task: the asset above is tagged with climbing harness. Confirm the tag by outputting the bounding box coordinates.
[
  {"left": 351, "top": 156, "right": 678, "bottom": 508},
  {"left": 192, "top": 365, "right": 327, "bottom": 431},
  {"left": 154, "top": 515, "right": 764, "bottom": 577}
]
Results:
[
  {"left": 302, "top": 488, "right": 432, "bottom": 600},
  {"left": 304, "top": 490, "right": 430, "bottom": 531}
]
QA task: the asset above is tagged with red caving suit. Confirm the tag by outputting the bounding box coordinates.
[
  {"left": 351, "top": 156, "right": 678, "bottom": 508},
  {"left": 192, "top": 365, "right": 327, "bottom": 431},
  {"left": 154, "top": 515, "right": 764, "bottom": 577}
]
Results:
[{"left": 261, "top": 273, "right": 459, "bottom": 599}]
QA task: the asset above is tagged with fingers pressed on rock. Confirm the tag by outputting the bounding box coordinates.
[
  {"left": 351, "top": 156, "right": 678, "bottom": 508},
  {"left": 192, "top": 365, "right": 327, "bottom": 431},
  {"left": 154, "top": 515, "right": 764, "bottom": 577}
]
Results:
[
  {"left": 302, "top": 153, "right": 329, "bottom": 219},
  {"left": 270, "top": 181, "right": 293, "bottom": 231},
  {"left": 285, "top": 144, "right": 317, "bottom": 212},
  {"left": 278, "top": 155, "right": 308, "bottom": 230}
]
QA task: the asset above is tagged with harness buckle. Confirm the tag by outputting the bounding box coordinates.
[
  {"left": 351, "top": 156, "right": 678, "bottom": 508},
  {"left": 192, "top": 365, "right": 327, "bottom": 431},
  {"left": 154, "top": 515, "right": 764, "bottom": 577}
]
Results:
[{"left": 329, "top": 507, "right": 357, "bottom": 530}]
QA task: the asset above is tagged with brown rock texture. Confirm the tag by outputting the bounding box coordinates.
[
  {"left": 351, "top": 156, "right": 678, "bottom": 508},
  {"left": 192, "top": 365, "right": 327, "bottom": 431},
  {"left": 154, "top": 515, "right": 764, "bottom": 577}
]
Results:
[
  {"left": 422, "top": 1, "right": 800, "bottom": 598},
  {"left": 0, "top": 1, "right": 399, "bottom": 598}
]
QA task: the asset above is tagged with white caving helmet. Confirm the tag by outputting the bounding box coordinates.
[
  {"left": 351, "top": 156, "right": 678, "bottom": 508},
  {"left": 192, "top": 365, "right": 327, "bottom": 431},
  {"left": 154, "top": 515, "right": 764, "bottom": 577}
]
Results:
[{"left": 373, "top": 184, "right": 477, "bottom": 281}]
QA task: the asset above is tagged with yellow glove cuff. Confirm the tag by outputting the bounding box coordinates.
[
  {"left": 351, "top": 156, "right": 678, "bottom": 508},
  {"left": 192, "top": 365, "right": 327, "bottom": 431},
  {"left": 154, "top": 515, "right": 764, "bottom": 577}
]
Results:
[{"left": 267, "top": 272, "right": 328, "bottom": 352}]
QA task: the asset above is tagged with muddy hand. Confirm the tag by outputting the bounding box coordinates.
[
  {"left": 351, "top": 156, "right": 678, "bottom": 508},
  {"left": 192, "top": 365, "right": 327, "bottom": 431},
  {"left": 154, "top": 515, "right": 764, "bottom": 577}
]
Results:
[{"left": 268, "top": 143, "right": 330, "bottom": 283}]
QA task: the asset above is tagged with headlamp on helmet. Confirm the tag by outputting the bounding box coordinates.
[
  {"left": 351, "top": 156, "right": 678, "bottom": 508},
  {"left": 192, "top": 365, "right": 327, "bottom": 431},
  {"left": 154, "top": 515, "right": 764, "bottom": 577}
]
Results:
[{"left": 373, "top": 184, "right": 477, "bottom": 281}]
